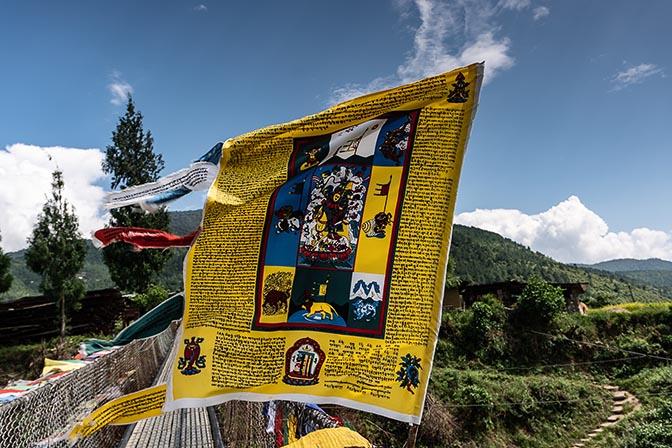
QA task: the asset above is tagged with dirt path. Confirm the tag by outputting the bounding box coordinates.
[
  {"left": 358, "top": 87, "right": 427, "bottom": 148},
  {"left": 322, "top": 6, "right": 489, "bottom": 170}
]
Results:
[{"left": 571, "top": 385, "right": 641, "bottom": 448}]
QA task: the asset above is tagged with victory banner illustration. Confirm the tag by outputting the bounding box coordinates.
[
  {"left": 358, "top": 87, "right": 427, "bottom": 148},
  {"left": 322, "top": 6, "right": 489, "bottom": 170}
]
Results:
[{"left": 69, "top": 63, "right": 483, "bottom": 439}]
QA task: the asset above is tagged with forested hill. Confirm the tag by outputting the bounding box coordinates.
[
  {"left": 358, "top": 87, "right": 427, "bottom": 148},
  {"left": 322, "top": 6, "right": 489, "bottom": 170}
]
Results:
[
  {"left": 168, "top": 209, "right": 204, "bottom": 235},
  {"left": 2, "top": 212, "right": 671, "bottom": 305},
  {"left": 450, "top": 224, "right": 672, "bottom": 305},
  {"left": 588, "top": 258, "right": 672, "bottom": 272},
  {"left": 583, "top": 258, "right": 672, "bottom": 293},
  {"left": 450, "top": 224, "right": 569, "bottom": 284}
]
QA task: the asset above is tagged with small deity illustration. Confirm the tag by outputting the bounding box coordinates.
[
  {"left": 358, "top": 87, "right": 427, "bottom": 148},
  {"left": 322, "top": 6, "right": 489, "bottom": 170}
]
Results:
[
  {"left": 299, "top": 146, "right": 322, "bottom": 171},
  {"left": 378, "top": 117, "right": 411, "bottom": 165},
  {"left": 274, "top": 205, "right": 303, "bottom": 234},
  {"left": 396, "top": 354, "right": 422, "bottom": 394},
  {"left": 178, "top": 336, "right": 206, "bottom": 376}
]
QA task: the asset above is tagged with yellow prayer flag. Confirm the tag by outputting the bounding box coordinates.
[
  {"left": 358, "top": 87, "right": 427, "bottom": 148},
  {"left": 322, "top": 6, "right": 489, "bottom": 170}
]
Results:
[
  {"left": 69, "top": 384, "right": 167, "bottom": 440},
  {"left": 168, "top": 63, "right": 484, "bottom": 424}
]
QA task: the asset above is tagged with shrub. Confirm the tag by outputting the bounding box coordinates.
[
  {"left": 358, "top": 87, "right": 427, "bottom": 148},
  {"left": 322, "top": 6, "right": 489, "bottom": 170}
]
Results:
[
  {"left": 462, "top": 294, "right": 506, "bottom": 362},
  {"left": 454, "top": 383, "right": 494, "bottom": 433},
  {"left": 131, "top": 283, "right": 171, "bottom": 314},
  {"left": 515, "top": 277, "right": 565, "bottom": 328}
]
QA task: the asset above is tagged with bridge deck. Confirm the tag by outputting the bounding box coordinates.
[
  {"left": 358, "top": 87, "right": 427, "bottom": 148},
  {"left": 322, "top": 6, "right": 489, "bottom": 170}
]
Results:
[{"left": 120, "top": 334, "right": 221, "bottom": 448}]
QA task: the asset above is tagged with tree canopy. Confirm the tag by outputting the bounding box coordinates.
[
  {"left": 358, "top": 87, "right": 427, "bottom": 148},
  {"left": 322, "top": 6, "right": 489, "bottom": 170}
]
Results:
[
  {"left": 25, "top": 169, "right": 86, "bottom": 340},
  {"left": 102, "top": 96, "right": 171, "bottom": 293},
  {"left": 0, "top": 232, "right": 12, "bottom": 294}
]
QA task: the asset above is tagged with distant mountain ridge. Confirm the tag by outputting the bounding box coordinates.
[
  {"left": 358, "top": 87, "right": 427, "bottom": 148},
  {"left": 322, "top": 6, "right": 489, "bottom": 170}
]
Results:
[
  {"left": 579, "top": 258, "right": 672, "bottom": 292},
  {"left": 587, "top": 258, "right": 672, "bottom": 272}
]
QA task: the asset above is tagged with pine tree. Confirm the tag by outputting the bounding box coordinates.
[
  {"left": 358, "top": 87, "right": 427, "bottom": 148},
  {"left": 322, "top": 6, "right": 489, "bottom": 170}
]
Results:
[
  {"left": 102, "top": 96, "right": 170, "bottom": 293},
  {"left": 0, "top": 232, "right": 12, "bottom": 294},
  {"left": 25, "top": 169, "right": 86, "bottom": 340}
]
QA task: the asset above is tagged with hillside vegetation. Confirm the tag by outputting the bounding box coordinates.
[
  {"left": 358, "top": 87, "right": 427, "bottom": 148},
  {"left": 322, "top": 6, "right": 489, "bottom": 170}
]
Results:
[
  {"left": 450, "top": 225, "right": 672, "bottom": 306},
  {"left": 339, "top": 293, "right": 672, "bottom": 447},
  {"left": 3, "top": 214, "right": 671, "bottom": 307},
  {"left": 2, "top": 213, "right": 671, "bottom": 447},
  {"left": 585, "top": 258, "right": 672, "bottom": 297}
]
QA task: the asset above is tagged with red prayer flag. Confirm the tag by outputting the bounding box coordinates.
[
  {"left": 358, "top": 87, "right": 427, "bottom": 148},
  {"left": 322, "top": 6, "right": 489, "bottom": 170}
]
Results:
[{"left": 92, "top": 227, "right": 200, "bottom": 251}]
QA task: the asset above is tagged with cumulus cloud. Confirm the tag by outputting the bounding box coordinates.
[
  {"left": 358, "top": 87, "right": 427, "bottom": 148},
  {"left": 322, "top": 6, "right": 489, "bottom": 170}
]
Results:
[
  {"left": 455, "top": 196, "right": 672, "bottom": 264},
  {"left": 194, "top": 4, "right": 207, "bottom": 12},
  {"left": 611, "top": 63, "right": 663, "bottom": 90},
  {"left": 532, "top": 6, "right": 550, "bottom": 20},
  {"left": 328, "top": 0, "right": 515, "bottom": 105},
  {"left": 0, "top": 144, "right": 107, "bottom": 253},
  {"left": 108, "top": 71, "right": 133, "bottom": 105}
]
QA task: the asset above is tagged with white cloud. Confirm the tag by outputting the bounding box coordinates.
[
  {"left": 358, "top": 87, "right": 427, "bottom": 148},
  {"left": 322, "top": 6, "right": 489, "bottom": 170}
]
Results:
[
  {"left": 329, "top": 76, "right": 399, "bottom": 107},
  {"left": 611, "top": 63, "right": 663, "bottom": 90},
  {"left": 194, "top": 4, "right": 207, "bottom": 12},
  {"left": 328, "top": 0, "right": 515, "bottom": 105},
  {"left": 532, "top": 6, "right": 549, "bottom": 20},
  {"left": 0, "top": 144, "right": 107, "bottom": 253},
  {"left": 500, "top": 0, "right": 530, "bottom": 10},
  {"left": 455, "top": 196, "right": 672, "bottom": 264},
  {"left": 108, "top": 71, "right": 133, "bottom": 105}
]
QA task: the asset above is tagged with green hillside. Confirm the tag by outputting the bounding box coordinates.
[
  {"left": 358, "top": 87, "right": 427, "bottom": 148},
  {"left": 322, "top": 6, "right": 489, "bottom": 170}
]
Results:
[
  {"left": 168, "top": 209, "right": 203, "bottom": 235},
  {"left": 615, "top": 270, "right": 672, "bottom": 290},
  {"left": 450, "top": 225, "right": 672, "bottom": 306},
  {"left": 3, "top": 213, "right": 671, "bottom": 307}
]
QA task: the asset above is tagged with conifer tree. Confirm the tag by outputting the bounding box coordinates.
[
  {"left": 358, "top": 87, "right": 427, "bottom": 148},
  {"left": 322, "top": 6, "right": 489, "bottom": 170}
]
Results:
[
  {"left": 25, "top": 169, "right": 86, "bottom": 340},
  {"left": 0, "top": 232, "right": 12, "bottom": 294},
  {"left": 102, "top": 96, "right": 170, "bottom": 293}
]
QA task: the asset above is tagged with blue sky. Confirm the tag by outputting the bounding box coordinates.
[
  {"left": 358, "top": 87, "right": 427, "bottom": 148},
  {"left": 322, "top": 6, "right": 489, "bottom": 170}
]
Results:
[{"left": 0, "top": 0, "right": 670, "bottom": 263}]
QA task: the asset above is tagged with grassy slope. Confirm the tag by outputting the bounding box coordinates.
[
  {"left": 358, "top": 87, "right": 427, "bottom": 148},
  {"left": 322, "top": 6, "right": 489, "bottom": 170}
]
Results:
[{"left": 327, "top": 302, "right": 672, "bottom": 447}]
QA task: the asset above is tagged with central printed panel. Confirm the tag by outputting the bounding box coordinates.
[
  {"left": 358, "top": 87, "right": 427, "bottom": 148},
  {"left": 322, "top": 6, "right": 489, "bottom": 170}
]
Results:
[{"left": 253, "top": 111, "right": 419, "bottom": 338}]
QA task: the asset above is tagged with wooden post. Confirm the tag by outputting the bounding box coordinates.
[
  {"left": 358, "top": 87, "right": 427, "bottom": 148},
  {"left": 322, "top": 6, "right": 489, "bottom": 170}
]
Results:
[{"left": 406, "top": 423, "right": 419, "bottom": 448}]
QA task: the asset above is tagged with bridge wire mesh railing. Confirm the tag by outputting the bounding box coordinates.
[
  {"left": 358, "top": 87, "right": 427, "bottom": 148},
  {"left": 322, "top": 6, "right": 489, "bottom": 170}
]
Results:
[
  {"left": 0, "top": 321, "right": 179, "bottom": 448},
  {"left": 2, "top": 319, "right": 349, "bottom": 448},
  {"left": 215, "top": 400, "right": 340, "bottom": 448}
]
